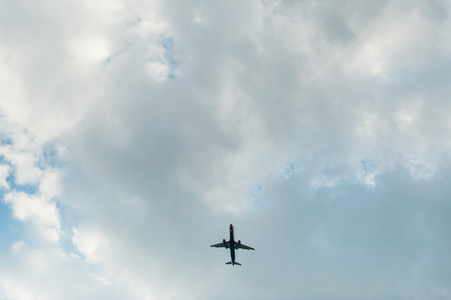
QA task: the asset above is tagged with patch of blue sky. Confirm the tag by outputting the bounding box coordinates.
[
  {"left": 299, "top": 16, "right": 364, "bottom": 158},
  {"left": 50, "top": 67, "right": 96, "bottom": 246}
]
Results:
[
  {"left": 38, "top": 142, "right": 65, "bottom": 170},
  {"left": 0, "top": 139, "right": 67, "bottom": 254},
  {"left": 126, "top": 16, "right": 142, "bottom": 28},
  {"left": 0, "top": 136, "right": 12, "bottom": 146},
  {"left": 57, "top": 202, "right": 87, "bottom": 258},
  {"left": 360, "top": 159, "right": 377, "bottom": 187},
  {"left": 279, "top": 161, "right": 299, "bottom": 180},
  {"left": 59, "top": 233, "right": 86, "bottom": 261},
  {"left": 5, "top": 170, "right": 39, "bottom": 194},
  {"left": 249, "top": 184, "right": 268, "bottom": 211},
  {"left": 161, "top": 36, "right": 180, "bottom": 80},
  {"left": 360, "top": 159, "right": 377, "bottom": 176},
  {"left": 0, "top": 154, "right": 38, "bottom": 194},
  {"left": 0, "top": 159, "right": 31, "bottom": 253},
  {"left": 334, "top": 177, "right": 353, "bottom": 186},
  {"left": 0, "top": 143, "right": 62, "bottom": 252},
  {"left": 86, "top": 262, "right": 104, "bottom": 278},
  {"left": 0, "top": 192, "right": 24, "bottom": 254}
]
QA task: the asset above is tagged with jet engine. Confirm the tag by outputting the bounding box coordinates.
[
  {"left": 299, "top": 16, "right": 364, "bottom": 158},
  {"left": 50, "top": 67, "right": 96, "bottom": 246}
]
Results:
[
  {"left": 223, "top": 239, "right": 226, "bottom": 244},
  {"left": 238, "top": 240, "right": 241, "bottom": 244}
]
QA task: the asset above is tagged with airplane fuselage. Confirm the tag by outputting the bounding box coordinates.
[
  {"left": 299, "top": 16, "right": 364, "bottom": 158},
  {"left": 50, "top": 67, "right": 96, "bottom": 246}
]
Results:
[{"left": 229, "top": 224, "right": 236, "bottom": 265}]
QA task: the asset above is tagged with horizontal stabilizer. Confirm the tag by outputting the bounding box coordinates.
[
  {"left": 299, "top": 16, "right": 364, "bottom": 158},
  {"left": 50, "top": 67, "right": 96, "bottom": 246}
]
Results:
[{"left": 225, "top": 261, "right": 241, "bottom": 266}]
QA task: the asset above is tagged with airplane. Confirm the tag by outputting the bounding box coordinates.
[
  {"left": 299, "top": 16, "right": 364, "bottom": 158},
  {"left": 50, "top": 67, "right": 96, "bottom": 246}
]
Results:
[{"left": 211, "top": 224, "right": 254, "bottom": 266}]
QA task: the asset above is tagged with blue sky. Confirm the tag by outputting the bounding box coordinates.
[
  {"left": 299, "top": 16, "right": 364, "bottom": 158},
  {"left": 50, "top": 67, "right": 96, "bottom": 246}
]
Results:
[
  {"left": 1, "top": 0, "right": 451, "bottom": 299},
  {"left": 0, "top": 201, "right": 22, "bottom": 254}
]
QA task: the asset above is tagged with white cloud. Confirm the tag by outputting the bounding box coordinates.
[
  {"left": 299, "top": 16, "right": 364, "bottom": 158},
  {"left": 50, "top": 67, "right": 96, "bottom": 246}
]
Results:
[
  {"left": 0, "top": 164, "right": 9, "bottom": 189},
  {"left": 0, "top": 245, "right": 128, "bottom": 300},
  {"left": 38, "top": 170, "right": 62, "bottom": 199},
  {"left": 69, "top": 36, "right": 112, "bottom": 63},
  {"left": 2, "top": 0, "right": 451, "bottom": 299},
  {"left": 72, "top": 227, "right": 112, "bottom": 263},
  {"left": 407, "top": 159, "right": 437, "bottom": 180},
  {"left": 10, "top": 241, "right": 25, "bottom": 253},
  {"left": 145, "top": 61, "right": 169, "bottom": 82},
  {"left": 2, "top": 150, "right": 42, "bottom": 185},
  {"left": 4, "top": 191, "right": 60, "bottom": 243}
]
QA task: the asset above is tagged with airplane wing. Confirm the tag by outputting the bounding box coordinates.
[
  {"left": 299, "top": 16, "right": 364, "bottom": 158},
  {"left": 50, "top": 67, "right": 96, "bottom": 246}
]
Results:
[
  {"left": 234, "top": 241, "right": 255, "bottom": 250},
  {"left": 211, "top": 241, "right": 230, "bottom": 248}
]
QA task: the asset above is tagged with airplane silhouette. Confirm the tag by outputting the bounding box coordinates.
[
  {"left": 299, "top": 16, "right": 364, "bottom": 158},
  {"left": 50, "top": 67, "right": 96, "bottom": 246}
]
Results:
[{"left": 211, "top": 224, "right": 254, "bottom": 266}]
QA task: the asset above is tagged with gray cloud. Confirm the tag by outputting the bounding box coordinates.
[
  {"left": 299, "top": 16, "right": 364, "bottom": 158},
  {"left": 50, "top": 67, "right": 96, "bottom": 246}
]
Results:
[{"left": 1, "top": 0, "right": 451, "bottom": 299}]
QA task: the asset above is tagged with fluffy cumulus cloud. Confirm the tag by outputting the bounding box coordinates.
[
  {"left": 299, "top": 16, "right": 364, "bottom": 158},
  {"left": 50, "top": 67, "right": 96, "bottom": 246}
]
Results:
[{"left": 1, "top": 0, "right": 451, "bottom": 299}]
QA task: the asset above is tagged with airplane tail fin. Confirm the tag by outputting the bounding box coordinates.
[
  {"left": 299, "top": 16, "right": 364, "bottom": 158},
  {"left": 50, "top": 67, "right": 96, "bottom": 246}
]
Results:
[{"left": 225, "top": 261, "right": 241, "bottom": 266}]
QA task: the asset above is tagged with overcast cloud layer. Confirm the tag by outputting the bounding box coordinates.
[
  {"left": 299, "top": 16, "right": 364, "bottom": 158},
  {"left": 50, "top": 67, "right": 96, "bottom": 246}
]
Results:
[{"left": 1, "top": 0, "right": 451, "bottom": 299}]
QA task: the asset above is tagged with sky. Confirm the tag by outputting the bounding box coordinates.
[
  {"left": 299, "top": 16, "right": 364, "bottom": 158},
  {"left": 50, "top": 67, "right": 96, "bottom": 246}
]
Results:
[{"left": 1, "top": 0, "right": 451, "bottom": 299}]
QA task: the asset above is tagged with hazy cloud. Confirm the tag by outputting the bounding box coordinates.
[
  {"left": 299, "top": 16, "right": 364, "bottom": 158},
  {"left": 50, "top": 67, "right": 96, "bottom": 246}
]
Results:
[{"left": 1, "top": 0, "right": 451, "bottom": 299}]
